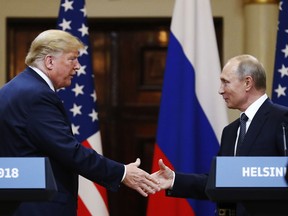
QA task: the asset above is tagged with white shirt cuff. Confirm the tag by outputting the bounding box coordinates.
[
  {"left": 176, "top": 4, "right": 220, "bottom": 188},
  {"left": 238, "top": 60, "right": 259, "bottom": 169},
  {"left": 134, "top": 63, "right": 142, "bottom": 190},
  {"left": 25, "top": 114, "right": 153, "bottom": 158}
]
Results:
[
  {"left": 170, "top": 171, "right": 175, "bottom": 189},
  {"left": 121, "top": 165, "right": 126, "bottom": 182}
]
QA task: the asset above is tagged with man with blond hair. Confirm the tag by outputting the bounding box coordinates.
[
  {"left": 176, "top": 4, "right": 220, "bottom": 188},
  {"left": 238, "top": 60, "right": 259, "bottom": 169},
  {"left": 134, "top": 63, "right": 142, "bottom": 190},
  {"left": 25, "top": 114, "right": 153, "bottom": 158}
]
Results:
[{"left": 0, "top": 29, "right": 159, "bottom": 216}]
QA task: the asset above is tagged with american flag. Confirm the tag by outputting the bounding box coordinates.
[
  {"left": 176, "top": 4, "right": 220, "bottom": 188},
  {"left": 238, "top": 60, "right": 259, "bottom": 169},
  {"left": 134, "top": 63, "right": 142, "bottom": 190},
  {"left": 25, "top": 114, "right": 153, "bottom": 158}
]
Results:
[
  {"left": 57, "top": 0, "right": 109, "bottom": 215},
  {"left": 272, "top": 0, "right": 288, "bottom": 106}
]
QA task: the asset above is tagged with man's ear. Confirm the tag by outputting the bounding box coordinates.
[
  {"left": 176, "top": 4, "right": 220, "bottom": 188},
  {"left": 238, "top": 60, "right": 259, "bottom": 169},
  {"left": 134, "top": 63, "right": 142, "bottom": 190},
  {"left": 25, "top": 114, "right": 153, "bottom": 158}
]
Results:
[
  {"left": 44, "top": 55, "right": 54, "bottom": 70},
  {"left": 245, "top": 76, "right": 253, "bottom": 91}
]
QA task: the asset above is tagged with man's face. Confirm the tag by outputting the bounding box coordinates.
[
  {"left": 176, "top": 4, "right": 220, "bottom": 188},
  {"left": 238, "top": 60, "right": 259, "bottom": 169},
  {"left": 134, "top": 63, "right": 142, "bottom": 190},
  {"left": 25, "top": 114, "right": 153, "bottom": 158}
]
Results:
[
  {"left": 49, "top": 51, "right": 80, "bottom": 89},
  {"left": 218, "top": 62, "right": 247, "bottom": 111}
]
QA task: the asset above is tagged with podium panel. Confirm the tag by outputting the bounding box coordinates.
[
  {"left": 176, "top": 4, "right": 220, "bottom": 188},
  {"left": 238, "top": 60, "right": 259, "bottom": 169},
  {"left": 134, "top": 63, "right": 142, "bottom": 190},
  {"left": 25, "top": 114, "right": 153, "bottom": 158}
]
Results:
[
  {"left": 0, "top": 157, "right": 57, "bottom": 201},
  {"left": 206, "top": 156, "right": 288, "bottom": 216}
]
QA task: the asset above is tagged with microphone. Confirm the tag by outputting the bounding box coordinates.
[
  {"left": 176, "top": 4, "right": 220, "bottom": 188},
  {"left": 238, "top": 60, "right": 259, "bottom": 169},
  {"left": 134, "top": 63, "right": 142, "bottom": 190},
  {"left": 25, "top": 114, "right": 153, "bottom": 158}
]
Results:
[{"left": 282, "top": 123, "right": 287, "bottom": 156}]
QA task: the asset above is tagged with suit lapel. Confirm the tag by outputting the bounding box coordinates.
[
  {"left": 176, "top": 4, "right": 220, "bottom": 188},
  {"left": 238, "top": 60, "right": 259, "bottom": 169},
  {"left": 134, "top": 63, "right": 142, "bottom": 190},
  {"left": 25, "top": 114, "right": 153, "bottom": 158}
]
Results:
[
  {"left": 228, "top": 121, "right": 239, "bottom": 155},
  {"left": 218, "top": 120, "right": 239, "bottom": 156},
  {"left": 239, "top": 99, "right": 271, "bottom": 155}
]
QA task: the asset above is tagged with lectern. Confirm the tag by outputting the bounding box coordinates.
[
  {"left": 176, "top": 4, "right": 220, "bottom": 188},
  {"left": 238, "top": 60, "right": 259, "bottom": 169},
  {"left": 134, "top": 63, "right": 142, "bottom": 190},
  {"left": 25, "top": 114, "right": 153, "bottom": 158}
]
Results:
[
  {"left": 0, "top": 157, "right": 57, "bottom": 215},
  {"left": 205, "top": 157, "right": 288, "bottom": 216}
]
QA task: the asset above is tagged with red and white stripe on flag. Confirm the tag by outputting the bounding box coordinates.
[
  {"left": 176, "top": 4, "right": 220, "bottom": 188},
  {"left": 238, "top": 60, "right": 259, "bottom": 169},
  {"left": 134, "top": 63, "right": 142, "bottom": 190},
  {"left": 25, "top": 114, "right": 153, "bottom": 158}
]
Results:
[{"left": 78, "top": 133, "right": 109, "bottom": 215}]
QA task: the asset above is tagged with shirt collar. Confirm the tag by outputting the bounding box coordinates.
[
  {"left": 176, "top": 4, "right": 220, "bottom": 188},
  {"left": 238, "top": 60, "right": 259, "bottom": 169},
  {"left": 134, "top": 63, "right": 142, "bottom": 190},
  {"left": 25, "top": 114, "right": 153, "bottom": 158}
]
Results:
[
  {"left": 29, "top": 66, "right": 55, "bottom": 92},
  {"left": 242, "top": 94, "right": 268, "bottom": 121}
]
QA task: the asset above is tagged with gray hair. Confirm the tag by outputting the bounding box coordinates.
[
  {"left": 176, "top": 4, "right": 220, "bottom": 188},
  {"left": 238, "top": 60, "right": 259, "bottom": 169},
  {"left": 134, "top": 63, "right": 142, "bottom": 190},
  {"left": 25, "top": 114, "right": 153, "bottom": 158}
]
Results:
[{"left": 231, "top": 54, "right": 266, "bottom": 90}]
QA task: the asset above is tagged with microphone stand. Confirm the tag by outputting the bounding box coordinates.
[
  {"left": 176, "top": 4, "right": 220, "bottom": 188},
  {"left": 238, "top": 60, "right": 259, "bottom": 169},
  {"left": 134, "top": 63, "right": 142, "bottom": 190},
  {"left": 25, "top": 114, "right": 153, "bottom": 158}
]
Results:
[{"left": 282, "top": 123, "right": 287, "bottom": 156}]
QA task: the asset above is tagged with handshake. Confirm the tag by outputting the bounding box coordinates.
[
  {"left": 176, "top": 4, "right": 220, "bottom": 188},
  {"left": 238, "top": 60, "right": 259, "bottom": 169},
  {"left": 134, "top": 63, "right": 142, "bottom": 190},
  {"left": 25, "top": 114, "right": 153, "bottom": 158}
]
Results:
[{"left": 123, "top": 158, "right": 174, "bottom": 197}]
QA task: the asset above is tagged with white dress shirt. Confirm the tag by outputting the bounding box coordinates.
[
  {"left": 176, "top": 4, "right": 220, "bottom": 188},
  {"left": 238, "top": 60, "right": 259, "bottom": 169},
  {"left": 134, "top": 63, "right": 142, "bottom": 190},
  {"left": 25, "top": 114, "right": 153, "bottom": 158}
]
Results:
[{"left": 234, "top": 94, "right": 268, "bottom": 155}]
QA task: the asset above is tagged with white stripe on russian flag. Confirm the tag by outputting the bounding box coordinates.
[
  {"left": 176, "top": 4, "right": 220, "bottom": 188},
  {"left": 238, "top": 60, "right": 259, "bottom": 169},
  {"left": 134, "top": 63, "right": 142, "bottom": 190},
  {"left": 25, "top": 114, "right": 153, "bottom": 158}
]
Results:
[{"left": 171, "top": 0, "right": 228, "bottom": 143}]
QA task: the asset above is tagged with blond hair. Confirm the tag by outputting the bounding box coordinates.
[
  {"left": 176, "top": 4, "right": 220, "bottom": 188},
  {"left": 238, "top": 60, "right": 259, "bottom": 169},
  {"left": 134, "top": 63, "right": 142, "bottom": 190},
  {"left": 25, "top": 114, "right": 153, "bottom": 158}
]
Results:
[{"left": 25, "top": 29, "right": 84, "bottom": 67}]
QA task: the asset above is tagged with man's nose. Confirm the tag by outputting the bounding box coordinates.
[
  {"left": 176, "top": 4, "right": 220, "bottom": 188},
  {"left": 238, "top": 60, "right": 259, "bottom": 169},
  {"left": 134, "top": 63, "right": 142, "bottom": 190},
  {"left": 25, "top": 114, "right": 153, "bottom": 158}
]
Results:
[
  {"left": 218, "top": 85, "right": 224, "bottom": 95},
  {"left": 74, "top": 60, "right": 81, "bottom": 70}
]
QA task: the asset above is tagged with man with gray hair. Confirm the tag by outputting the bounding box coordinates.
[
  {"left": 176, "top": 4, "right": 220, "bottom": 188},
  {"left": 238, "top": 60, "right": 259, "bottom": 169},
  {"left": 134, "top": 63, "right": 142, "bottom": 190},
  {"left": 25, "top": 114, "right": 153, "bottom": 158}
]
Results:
[{"left": 152, "top": 55, "right": 288, "bottom": 216}]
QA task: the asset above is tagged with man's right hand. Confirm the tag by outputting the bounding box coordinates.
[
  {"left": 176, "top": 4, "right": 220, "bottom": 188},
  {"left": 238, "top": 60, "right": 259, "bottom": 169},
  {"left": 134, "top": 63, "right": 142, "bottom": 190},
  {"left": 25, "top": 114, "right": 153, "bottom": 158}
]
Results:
[
  {"left": 151, "top": 159, "right": 174, "bottom": 190},
  {"left": 122, "top": 158, "right": 160, "bottom": 197}
]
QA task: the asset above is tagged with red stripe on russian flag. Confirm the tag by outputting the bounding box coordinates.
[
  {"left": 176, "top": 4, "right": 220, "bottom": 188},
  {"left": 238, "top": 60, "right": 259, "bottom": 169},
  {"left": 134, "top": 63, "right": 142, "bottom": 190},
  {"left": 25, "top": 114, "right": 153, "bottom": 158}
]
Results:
[{"left": 147, "top": 144, "right": 195, "bottom": 216}]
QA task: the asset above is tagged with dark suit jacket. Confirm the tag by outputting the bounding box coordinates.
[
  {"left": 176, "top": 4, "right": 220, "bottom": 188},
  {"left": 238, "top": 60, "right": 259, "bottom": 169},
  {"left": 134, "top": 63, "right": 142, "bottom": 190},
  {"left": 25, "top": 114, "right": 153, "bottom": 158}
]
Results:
[
  {"left": 0, "top": 67, "right": 124, "bottom": 216},
  {"left": 167, "top": 98, "right": 288, "bottom": 215}
]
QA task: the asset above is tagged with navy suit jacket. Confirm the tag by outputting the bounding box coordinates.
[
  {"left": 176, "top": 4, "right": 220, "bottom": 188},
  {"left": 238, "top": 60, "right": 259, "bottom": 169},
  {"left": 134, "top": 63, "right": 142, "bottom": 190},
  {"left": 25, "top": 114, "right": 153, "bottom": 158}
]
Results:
[
  {"left": 167, "top": 98, "right": 288, "bottom": 215},
  {"left": 0, "top": 67, "right": 124, "bottom": 215}
]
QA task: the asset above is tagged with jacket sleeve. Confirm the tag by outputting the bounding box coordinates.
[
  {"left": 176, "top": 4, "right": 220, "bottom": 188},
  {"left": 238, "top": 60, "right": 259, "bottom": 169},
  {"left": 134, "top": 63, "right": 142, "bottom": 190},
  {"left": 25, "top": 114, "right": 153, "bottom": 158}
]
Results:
[
  {"left": 166, "top": 172, "right": 209, "bottom": 199},
  {"left": 26, "top": 90, "right": 124, "bottom": 191}
]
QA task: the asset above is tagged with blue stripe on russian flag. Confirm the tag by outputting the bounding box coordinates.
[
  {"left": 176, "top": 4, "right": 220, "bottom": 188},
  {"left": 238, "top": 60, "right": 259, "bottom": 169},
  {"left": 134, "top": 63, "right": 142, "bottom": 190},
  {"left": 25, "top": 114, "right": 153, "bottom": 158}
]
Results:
[{"left": 157, "top": 32, "right": 219, "bottom": 174}]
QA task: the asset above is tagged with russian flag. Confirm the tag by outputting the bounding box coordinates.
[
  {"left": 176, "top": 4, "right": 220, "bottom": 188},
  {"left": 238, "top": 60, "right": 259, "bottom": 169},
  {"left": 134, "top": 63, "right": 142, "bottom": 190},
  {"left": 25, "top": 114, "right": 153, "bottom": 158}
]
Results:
[{"left": 147, "top": 0, "right": 228, "bottom": 215}]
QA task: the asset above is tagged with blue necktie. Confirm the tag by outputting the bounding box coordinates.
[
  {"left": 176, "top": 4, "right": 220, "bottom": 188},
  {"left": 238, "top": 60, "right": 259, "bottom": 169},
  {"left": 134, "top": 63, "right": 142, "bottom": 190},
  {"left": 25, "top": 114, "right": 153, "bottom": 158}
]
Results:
[{"left": 236, "top": 113, "right": 248, "bottom": 155}]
